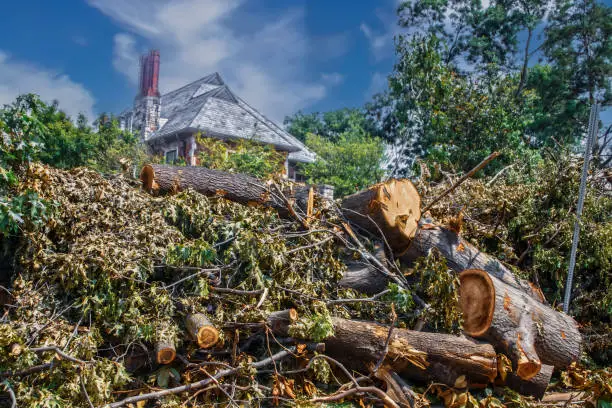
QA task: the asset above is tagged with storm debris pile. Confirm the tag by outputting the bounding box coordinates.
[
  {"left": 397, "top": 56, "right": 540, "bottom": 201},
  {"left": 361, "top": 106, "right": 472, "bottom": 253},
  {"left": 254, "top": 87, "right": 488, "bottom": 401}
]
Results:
[{"left": 0, "top": 163, "right": 609, "bottom": 408}]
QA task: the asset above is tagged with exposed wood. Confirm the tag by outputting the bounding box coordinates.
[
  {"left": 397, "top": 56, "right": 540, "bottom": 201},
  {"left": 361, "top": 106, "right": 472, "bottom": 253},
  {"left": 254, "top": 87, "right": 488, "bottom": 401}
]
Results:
[
  {"left": 185, "top": 313, "right": 219, "bottom": 348},
  {"left": 341, "top": 179, "right": 421, "bottom": 252},
  {"left": 373, "top": 365, "right": 417, "bottom": 408},
  {"left": 498, "top": 364, "right": 553, "bottom": 400},
  {"left": 459, "top": 270, "right": 581, "bottom": 379},
  {"left": 278, "top": 316, "right": 497, "bottom": 389},
  {"left": 155, "top": 341, "right": 176, "bottom": 365},
  {"left": 401, "top": 222, "right": 545, "bottom": 303}
]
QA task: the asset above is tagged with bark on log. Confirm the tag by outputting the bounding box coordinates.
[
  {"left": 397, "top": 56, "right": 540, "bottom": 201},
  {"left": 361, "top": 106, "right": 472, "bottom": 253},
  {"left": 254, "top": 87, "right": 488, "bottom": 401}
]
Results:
[
  {"left": 401, "top": 222, "right": 545, "bottom": 303},
  {"left": 185, "top": 313, "right": 219, "bottom": 348},
  {"left": 339, "top": 245, "right": 391, "bottom": 295},
  {"left": 498, "top": 364, "right": 553, "bottom": 399},
  {"left": 155, "top": 341, "right": 176, "bottom": 365},
  {"left": 140, "top": 164, "right": 309, "bottom": 216},
  {"left": 278, "top": 316, "right": 497, "bottom": 388},
  {"left": 266, "top": 309, "right": 298, "bottom": 337},
  {"left": 341, "top": 179, "right": 421, "bottom": 252},
  {"left": 459, "top": 269, "right": 581, "bottom": 379}
]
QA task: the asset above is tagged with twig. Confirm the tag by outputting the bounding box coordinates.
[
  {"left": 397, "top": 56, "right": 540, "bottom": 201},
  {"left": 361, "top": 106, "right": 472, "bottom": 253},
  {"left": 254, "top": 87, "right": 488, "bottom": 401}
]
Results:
[
  {"left": 326, "top": 289, "right": 390, "bottom": 305},
  {"left": 210, "top": 287, "right": 265, "bottom": 296},
  {"left": 311, "top": 386, "right": 400, "bottom": 408},
  {"left": 2, "top": 380, "right": 16, "bottom": 408},
  {"left": 162, "top": 267, "right": 225, "bottom": 290},
  {"left": 256, "top": 288, "right": 269, "bottom": 308},
  {"left": 371, "top": 304, "right": 397, "bottom": 374},
  {"left": 102, "top": 349, "right": 294, "bottom": 408},
  {"left": 423, "top": 151, "right": 500, "bottom": 213},
  {"left": 80, "top": 374, "right": 95, "bottom": 408},
  {"left": 31, "top": 346, "right": 88, "bottom": 365},
  {"left": 285, "top": 236, "right": 334, "bottom": 255},
  {"left": 487, "top": 163, "right": 515, "bottom": 186}
]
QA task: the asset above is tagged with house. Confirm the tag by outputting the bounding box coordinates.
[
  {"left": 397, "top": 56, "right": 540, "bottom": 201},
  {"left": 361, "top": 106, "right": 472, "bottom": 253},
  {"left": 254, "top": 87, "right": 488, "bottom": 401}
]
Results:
[{"left": 117, "top": 50, "right": 315, "bottom": 180}]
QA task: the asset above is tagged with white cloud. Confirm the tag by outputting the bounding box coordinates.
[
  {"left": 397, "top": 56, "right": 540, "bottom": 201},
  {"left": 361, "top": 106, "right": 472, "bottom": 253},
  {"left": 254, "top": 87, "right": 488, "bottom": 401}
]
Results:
[
  {"left": 360, "top": 23, "right": 393, "bottom": 61},
  {"left": 366, "top": 72, "right": 388, "bottom": 98},
  {"left": 87, "top": 0, "right": 344, "bottom": 122},
  {"left": 0, "top": 51, "right": 95, "bottom": 120},
  {"left": 321, "top": 72, "right": 344, "bottom": 86},
  {"left": 113, "top": 33, "right": 140, "bottom": 85}
]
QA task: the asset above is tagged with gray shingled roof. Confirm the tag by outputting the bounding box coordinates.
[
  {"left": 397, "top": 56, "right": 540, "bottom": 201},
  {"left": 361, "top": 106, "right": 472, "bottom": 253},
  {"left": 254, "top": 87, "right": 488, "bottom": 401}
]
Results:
[{"left": 136, "top": 73, "right": 315, "bottom": 163}]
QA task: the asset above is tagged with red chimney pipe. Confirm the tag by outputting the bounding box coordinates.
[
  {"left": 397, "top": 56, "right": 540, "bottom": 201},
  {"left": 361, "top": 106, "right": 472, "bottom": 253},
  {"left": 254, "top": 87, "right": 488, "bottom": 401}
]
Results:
[{"left": 139, "top": 50, "right": 160, "bottom": 97}]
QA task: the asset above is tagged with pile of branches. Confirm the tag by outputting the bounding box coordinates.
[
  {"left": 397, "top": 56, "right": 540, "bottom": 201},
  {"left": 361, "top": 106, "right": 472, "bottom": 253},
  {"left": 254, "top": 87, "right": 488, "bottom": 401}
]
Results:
[{"left": 0, "top": 162, "right": 610, "bottom": 407}]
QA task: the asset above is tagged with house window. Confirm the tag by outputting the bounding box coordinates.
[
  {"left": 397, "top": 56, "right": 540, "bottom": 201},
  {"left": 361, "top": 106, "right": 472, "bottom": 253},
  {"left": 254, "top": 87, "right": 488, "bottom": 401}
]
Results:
[{"left": 165, "top": 149, "right": 178, "bottom": 164}]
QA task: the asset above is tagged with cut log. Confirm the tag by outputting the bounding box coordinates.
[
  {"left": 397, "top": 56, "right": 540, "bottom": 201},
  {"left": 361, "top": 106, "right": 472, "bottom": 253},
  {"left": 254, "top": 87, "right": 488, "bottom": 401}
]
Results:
[
  {"left": 498, "top": 364, "right": 553, "bottom": 399},
  {"left": 278, "top": 316, "right": 497, "bottom": 388},
  {"left": 266, "top": 309, "right": 298, "bottom": 337},
  {"left": 185, "top": 313, "right": 219, "bottom": 348},
  {"left": 155, "top": 341, "right": 176, "bottom": 365},
  {"left": 140, "top": 164, "right": 310, "bottom": 217},
  {"left": 459, "top": 269, "right": 581, "bottom": 379},
  {"left": 341, "top": 179, "right": 421, "bottom": 252},
  {"left": 401, "top": 222, "right": 545, "bottom": 303}
]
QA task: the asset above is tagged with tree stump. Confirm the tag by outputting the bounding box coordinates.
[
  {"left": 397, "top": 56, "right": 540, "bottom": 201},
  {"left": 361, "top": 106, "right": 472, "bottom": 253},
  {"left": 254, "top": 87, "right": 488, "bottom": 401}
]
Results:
[{"left": 341, "top": 179, "right": 421, "bottom": 252}]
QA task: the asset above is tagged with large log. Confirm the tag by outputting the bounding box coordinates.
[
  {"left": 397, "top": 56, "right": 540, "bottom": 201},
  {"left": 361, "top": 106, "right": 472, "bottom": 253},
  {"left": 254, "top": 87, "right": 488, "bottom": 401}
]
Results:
[
  {"left": 140, "top": 164, "right": 310, "bottom": 216},
  {"left": 340, "top": 179, "right": 421, "bottom": 252},
  {"left": 498, "top": 364, "right": 554, "bottom": 399},
  {"left": 459, "top": 269, "right": 581, "bottom": 380},
  {"left": 280, "top": 316, "right": 497, "bottom": 389},
  {"left": 401, "top": 222, "right": 545, "bottom": 303}
]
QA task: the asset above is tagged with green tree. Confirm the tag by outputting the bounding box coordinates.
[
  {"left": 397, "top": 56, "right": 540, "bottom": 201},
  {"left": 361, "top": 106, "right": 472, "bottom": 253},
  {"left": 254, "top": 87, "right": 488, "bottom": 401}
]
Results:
[
  {"left": 299, "top": 118, "right": 385, "bottom": 198},
  {"left": 367, "top": 35, "right": 540, "bottom": 177},
  {"left": 0, "top": 94, "right": 148, "bottom": 174},
  {"left": 284, "top": 108, "right": 379, "bottom": 143},
  {"left": 197, "top": 136, "right": 285, "bottom": 179}
]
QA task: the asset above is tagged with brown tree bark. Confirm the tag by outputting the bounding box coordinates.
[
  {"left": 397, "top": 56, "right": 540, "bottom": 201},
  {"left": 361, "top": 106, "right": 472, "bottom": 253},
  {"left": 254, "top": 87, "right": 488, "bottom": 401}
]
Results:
[
  {"left": 185, "top": 313, "right": 219, "bottom": 348},
  {"left": 459, "top": 269, "right": 581, "bottom": 380},
  {"left": 497, "top": 364, "right": 554, "bottom": 400},
  {"left": 155, "top": 341, "right": 176, "bottom": 365},
  {"left": 401, "top": 222, "right": 545, "bottom": 303},
  {"left": 279, "top": 317, "right": 497, "bottom": 389},
  {"left": 140, "top": 164, "right": 310, "bottom": 217},
  {"left": 340, "top": 179, "right": 421, "bottom": 252}
]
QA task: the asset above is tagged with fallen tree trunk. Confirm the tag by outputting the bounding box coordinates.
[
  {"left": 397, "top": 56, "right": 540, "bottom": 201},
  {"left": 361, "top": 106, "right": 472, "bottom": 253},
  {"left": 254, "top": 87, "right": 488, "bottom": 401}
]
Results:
[
  {"left": 459, "top": 269, "right": 581, "bottom": 379},
  {"left": 401, "top": 222, "right": 545, "bottom": 303},
  {"left": 497, "top": 364, "right": 553, "bottom": 399},
  {"left": 340, "top": 179, "right": 421, "bottom": 252},
  {"left": 140, "top": 164, "right": 310, "bottom": 216},
  {"left": 280, "top": 316, "right": 497, "bottom": 389}
]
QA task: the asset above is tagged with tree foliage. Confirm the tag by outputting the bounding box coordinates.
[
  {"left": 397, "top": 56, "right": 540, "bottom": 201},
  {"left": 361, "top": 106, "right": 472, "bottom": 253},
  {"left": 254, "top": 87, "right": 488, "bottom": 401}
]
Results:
[
  {"left": 368, "top": 0, "right": 611, "bottom": 175},
  {"left": 196, "top": 135, "right": 286, "bottom": 179},
  {"left": 298, "top": 119, "right": 385, "bottom": 198}
]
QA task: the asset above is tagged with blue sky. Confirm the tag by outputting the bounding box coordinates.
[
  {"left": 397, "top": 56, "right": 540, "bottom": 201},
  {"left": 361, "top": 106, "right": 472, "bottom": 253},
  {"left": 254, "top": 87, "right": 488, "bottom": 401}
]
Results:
[
  {"left": 0, "top": 0, "right": 609, "bottom": 127},
  {"left": 0, "top": 0, "right": 401, "bottom": 122}
]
